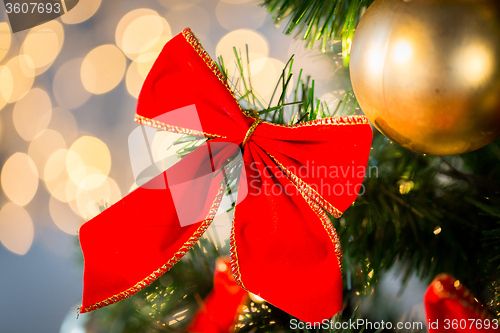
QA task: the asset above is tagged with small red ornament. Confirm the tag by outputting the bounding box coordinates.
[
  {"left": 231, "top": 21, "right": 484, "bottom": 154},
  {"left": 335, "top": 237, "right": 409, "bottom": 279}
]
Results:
[
  {"left": 187, "top": 257, "right": 248, "bottom": 333},
  {"left": 424, "top": 273, "right": 499, "bottom": 332},
  {"left": 78, "top": 28, "right": 372, "bottom": 322}
]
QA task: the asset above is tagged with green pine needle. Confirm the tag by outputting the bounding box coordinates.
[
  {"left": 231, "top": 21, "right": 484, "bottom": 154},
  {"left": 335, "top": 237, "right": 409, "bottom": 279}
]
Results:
[{"left": 262, "top": 0, "right": 375, "bottom": 64}]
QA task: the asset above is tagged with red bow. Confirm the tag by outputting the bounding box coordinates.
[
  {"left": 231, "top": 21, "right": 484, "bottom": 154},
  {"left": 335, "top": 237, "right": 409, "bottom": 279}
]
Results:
[
  {"left": 424, "top": 274, "right": 498, "bottom": 332},
  {"left": 187, "top": 257, "right": 249, "bottom": 333},
  {"left": 79, "top": 28, "right": 372, "bottom": 323}
]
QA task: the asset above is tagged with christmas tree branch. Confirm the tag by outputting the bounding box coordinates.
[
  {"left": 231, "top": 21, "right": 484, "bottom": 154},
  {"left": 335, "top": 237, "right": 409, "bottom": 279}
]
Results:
[{"left": 262, "top": 0, "right": 374, "bottom": 63}]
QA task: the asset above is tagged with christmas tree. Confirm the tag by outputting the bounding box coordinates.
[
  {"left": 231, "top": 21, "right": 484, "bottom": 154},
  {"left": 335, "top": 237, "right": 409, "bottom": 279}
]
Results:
[
  {"left": 1, "top": 0, "right": 497, "bottom": 332},
  {"left": 79, "top": 1, "right": 500, "bottom": 332}
]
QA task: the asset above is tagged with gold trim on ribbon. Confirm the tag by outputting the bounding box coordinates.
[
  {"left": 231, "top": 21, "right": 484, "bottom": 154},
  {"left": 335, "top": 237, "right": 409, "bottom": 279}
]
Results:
[
  {"left": 242, "top": 119, "right": 261, "bottom": 148},
  {"left": 293, "top": 181, "right": 343, "bottom": 273},
  {"left": 268, "top": 115, "right": 369, "bottom": 129},
  {"left": 229, "top": 206, "right": 247, "bottom": 290},
  {"left": 431, "top": 273, "right": 493, "bottom": 319},
  {"left": 227, "top": 166, "right": 343, "bottom": 290},
  {"left": 267, "top": 153, "right": 343, "bottom": 218},
  {"left": 267, "top": 153, "right": 343, "bottom": 272},
  {"left": 79, "top": 182, "right": 226, "bottom": 313},
  {"left": 134, "top": 114, "right": 225, "bottom": 139},
  {"left": 181, "top": 28, "right": 254, "bottom": 121}
]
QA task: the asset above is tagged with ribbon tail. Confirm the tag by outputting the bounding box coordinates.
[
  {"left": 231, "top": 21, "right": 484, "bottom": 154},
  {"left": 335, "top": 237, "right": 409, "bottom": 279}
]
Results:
[
  {"left": 229, "top": 143, "right": 343, "bottom": 323},
  {"left": 79, "top": 141, "right": 235, "bottom": 313}
]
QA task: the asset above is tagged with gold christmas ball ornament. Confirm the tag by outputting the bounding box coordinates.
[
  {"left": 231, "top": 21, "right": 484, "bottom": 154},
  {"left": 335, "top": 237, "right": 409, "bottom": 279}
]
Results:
[{"left": 350, "top": 0, "right": 500, "bottom": 155}]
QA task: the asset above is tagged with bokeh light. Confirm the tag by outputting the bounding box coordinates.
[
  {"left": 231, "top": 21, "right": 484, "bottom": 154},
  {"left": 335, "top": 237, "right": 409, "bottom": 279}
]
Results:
[
  {"left": 53, "top": 58, "right": 91, "bottom": 109},
  {"left": 0, "top": 22, "right": 11, "bottom": 63},
  {"left": 136, "top": 56, "right": 157, "bottom": 78},
  {"left": 13, "top": 88, "right": 52, "bottom": 141},
  {"left": 221, "top": 0, "right": 254, "bottom": 3},
  {"left": 216, "top": 0, "right": 267, "bottom": 31},
  {"left": 151, "top": 131, "right": 183, "bottom": 164},
  {"left": 61, "top": 0, "right": 102, "bottom": 24},
  {"left": 21, "top": 20, "right": 64, "bottom": 76},
  {"left": 28, "top": 129, "right": 67, "bottom": 180},
  {"left": 121, "top": 15, "right": 165, "bottom": 57},
  {"left": 248, "top": 57, "right": 287, "bottom": 102},
  {"left": 135, "top": 34, "right": 171, "bottom": 64},
  {"left": 0, "top": 203, "right": 34, "bottom": 255},
  {"left": 0, "top": 67, "right": 8, "bottom": 111},
  {"left": 216, "top": 29, "right": 269, "bottom": 75},
  {"left": 45, "top": 149, "right": 71, "bottom": 202},
  {"left": 75, "top": 176, "right": 121, "bottom": 220},
  {"left": 47, "top": 107, "right": 78, "bottom": 144},
  {"left": 81, "top": 44, "right": 127, "bottom": 94},
  {"left": 287, "top": 38, "right": 347, "bottom": 97},
  {"left": 116, "top": 9, "right": 171, "bottom": 61},
  {"left": 125, "top": 61, "right": 144, "bottom": 98},
  {"left": 1, "top": 153, "right": 38, "bottom": 206},
  {"left": 66, "top": 177, "right": 81, "bottom": 213},
  {"left": 320, "top": 92, "right": 342, "bottom": 112},
  {"left": 126, "top": 55, "right": 160, "bottom": 98},
  {"left": 0, "top": 55, "right": 35, "bottom": 103},
  {"left": 129, "top": 182, "right": 139, "bottom": 193},
  {"left": 157, "top": 0, "right": 200, "bottom": 10},
  {"left": 249, "top": 292, "right": 266, "bottom": 303},
  {"left": 49, "top": 195, "right": 83, "bottom": 235},
  {"left": 66, "top": 136, "right": 112, "bottom": 189},
  {"left": 164, "top": 5, "right": 210, "bottom": 37},
  {"left": 124, "top": 33, "right": 170, "bottom": 98}
]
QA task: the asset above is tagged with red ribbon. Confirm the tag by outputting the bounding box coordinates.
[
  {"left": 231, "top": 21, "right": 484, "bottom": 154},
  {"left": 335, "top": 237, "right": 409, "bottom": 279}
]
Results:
[
  {"left": 79, "top": 28, "right": 373, "bottom": 323},
  {"left": 187, "top": 257, "right": 248, "bottom": 333},
  {"left": 424, "top": 273, "right": 498, "bottom": 332}
]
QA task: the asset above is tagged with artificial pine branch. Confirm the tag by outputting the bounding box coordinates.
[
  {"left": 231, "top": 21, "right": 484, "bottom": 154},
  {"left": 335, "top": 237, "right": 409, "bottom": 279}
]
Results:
[{"left": 262, "top": 0, "right": 374, "bottom": 64}]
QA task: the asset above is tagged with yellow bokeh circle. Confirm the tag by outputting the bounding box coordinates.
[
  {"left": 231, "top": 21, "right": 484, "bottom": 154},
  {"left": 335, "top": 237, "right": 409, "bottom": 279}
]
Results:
[
  {"left": 216, "top": 29, "right": 269, "bottom": 75},
  {"left": 116, "top": 9, "right": 171, "bottom": 61},
  {"left": 61, "top": 0, "right": 102, "bottom": 24},
  {"left": 53, "top": 58, "right": 92, "bottom": 109},
  {"left": 81, "top": 44, "right": 127, "bottom": 94},
  {"left": 49, "top": 195, "right": 83, "bottom": 235},
  {"left": 1, "top": 153, "right": 38, "bottom": 206},
  {"left": 13, "top": 88, "right": 52, "bottom": 141},
  {"left": 0, "top": 55, "right": 35, "bottom": 103},
  {"left": 66, "top": 136, "right": 112, "bottom": 189},
  {"left": 75, "top": 176, "right": 121, "bottom": 220},
  {"left": 0, "top": 23, "right": 12, "bottom": 63},
  {"left": 0, "top": 203, "right": 34, "bottom": 255},
  {"left": 28, "top": 129, "right": 67, "bottom": 180},
  {"left": 21, "top": 20, "right": 64, "bottom": 76}
]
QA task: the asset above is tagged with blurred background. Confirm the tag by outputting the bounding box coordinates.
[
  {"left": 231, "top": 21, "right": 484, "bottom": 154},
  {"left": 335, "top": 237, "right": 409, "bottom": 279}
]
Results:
[{"left": 0, "top": 0, "right": 427, "bottom": 332}]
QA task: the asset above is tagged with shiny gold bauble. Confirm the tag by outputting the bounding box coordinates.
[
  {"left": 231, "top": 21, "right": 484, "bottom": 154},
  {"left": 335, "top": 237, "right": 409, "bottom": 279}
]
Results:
[{"left": 350, "top": 0, "right": 500, "bottom": 155}]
